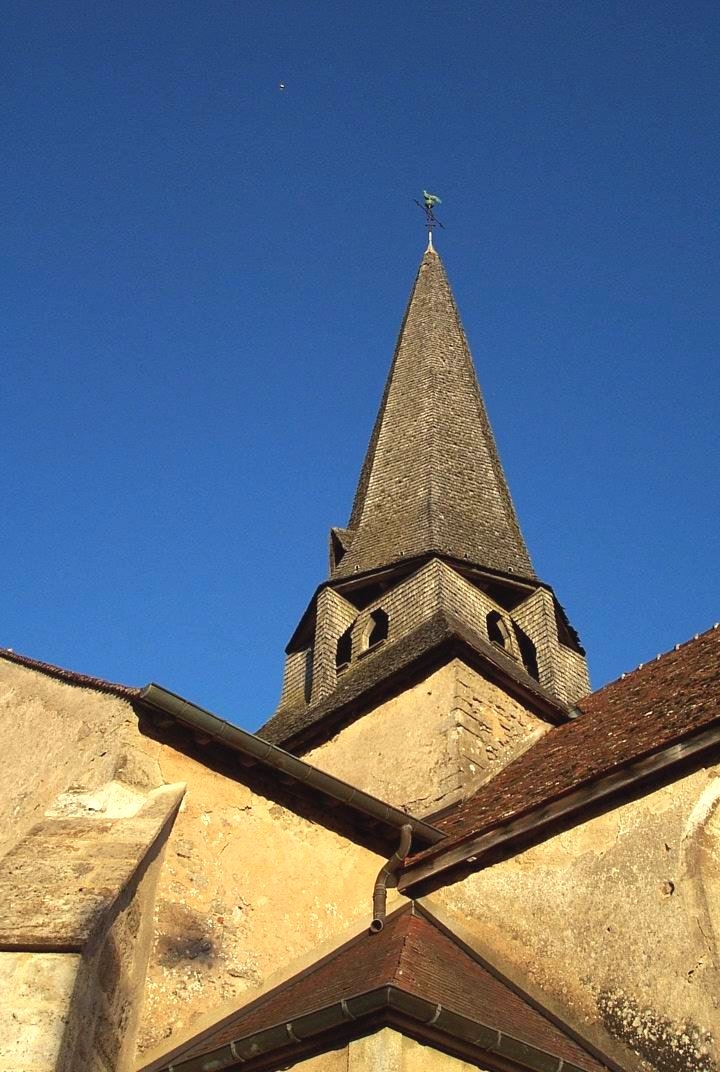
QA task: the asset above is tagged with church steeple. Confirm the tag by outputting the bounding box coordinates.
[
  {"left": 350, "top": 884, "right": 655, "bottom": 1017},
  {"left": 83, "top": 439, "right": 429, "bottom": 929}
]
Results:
[
  {"left": 331, "top": 247, "right": 533, "bottom": 581},
  {"left": 262, "top": 243, "right": 589, "bottom": 765}
]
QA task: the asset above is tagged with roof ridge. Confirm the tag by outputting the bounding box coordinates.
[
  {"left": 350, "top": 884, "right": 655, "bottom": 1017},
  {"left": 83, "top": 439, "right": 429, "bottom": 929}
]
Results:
[
  {"left": 142, "top": 898, "right": 609, "bottom": 1072},
  {"left": 389, "top": 902, "right": 416, "bottom": 986},
  {"left": 140, "top": 904, "right": 416, "bottom": 1071},
  {"left": 580, "top": 621, "right": 720, "bottom": 705},
  {"left": 0, "top": 647, "right": 139, "bottom": 697}
]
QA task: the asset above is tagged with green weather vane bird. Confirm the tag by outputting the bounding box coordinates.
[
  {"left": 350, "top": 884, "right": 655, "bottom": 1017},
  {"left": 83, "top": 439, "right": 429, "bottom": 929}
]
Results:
[{"left": 414, "top": 190, "right": 445, "bottom": 234}]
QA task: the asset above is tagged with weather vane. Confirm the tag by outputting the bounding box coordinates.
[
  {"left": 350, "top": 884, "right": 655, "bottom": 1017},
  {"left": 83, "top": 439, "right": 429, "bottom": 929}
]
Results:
[{"left": 414, "top": 190, "right": 444, "bottom": 244}]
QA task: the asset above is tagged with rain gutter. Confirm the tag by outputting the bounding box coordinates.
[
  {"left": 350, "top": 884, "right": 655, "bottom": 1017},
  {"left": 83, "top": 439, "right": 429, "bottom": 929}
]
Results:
[
  {"left": 400, "top": 721, "right": 720, "bottom": 892},
  {"left": 158, "top": 985, "right": 597, "bottom": 1072},
  {"left": 139, "top": 684, "right": 443, "bottom": 848}
]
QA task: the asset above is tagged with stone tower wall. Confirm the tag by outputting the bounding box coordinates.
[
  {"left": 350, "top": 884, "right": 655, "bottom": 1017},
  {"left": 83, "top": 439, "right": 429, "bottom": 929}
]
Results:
[
  {"left": 303, "top": 658, "right": 548, "bottom": 816},
  {"left": 277, "top": 558, "right": 589, "bottom": 723},
  {"left": 513, "top": 588, "right": 590, "bottom": 704},
  {"left": 311, "top": 588, "right": 357, "bottom": 702},
  {"left": 278, "top": 647, "right": 311, "bottom": 710}
]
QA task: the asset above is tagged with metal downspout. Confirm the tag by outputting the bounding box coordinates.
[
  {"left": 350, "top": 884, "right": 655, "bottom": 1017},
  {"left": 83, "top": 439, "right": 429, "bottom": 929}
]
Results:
[{"left": 370, "top": 823, "right": 413, "bottom": 932}]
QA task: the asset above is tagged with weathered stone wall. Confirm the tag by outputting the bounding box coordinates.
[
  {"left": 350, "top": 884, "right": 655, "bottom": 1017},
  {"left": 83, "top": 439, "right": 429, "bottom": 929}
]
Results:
[
  {"left": 136, "top": 740, "right": 382, "bottom": 1059},
  {"left": 0, "top": 659, "right": 383, "bottom": 1068},
  {"left": 0, "top": 662, "right": 153, "bottom": 858},
  {"left": 0, "top": 953, "right": 80, "bottom": 1072},
  {"left": 290, "top": 1051, "right": 348, "bottom": 1071},
  {"left": 451, "top": 662, "right": 547, "bottom": 796},
  {"left": 434, "top": 767, "right": 720, "bottom": 1072},
  {"left": 304, "top": 661, "right": 459, "bottom": 814},
  {"left": 59, "top": 809, "right": 173, "bottom": 1072},
  {"left": 290, "top": 1028, "right": 488, "bottom": 1070},
  {"left": 0, "top": 782, "right": 182, "bottom": 1072},
  {"left": 304, "top": 658, "right": 547, "bottom": 815}
]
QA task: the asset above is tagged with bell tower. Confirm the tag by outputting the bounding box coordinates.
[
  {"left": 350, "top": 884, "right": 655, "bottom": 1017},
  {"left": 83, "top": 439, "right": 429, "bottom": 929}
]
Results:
[{"left": 259, "top": 244, "right": 590, "bottom": 815}]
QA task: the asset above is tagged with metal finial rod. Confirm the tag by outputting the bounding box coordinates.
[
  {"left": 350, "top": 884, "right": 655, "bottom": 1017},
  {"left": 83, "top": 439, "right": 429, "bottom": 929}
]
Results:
[{"left": 414, "top": 190, "right": 445, "bottom": 241}]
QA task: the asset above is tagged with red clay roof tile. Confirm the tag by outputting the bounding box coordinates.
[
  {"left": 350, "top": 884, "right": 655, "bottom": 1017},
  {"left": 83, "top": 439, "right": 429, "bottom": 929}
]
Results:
[
  {"left": 144, "top": 904, "right": 608, "bottom": 1072},
  {"left": 419, "top": 625, "right": 720, "bottom": 853}
]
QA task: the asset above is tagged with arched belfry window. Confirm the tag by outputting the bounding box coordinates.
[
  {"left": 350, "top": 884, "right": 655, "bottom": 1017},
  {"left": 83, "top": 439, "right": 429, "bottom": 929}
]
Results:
[
  {"left": 362, "top": 608, "right": 389, "bottom": 651},
  {"left": 335, "top": 626, "right": 352, "bottom": 670},
  {"left": 487, "top": 611, "right": 515, "bottom": 656},
  {"left": 515, "top": 624, "right": 539, "bottom": 680},
  {"left": 303, "top": 648, "right": 313, "bottom": 703}
]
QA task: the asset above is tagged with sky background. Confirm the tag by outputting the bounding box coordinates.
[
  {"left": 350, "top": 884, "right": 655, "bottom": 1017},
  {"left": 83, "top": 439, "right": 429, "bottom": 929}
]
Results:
[{"left": 2, "top": 1, "right": 718, "bottom": 730}]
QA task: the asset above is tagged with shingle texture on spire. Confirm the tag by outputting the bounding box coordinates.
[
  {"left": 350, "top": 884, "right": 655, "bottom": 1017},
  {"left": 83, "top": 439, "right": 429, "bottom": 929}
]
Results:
[{"left": 334, "top": 248, "right": 534, "bottom": 580}]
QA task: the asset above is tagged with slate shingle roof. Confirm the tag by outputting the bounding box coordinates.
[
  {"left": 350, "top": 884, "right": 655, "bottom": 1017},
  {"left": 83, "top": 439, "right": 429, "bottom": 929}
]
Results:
[
  {"left": 333, "top": 247, "right": 534, "bottom": 581},
  {"left": 410, "top": 624, "right": 720, "bottom": 860},
  {"left": 143, "top": 904, "right": 609, "bottom": 1072}
]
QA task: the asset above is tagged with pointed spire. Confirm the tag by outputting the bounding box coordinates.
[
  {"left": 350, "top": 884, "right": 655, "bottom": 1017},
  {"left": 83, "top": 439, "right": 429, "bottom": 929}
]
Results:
[{"left": 333, "top": 247, "right": 534, "bottom": 581}]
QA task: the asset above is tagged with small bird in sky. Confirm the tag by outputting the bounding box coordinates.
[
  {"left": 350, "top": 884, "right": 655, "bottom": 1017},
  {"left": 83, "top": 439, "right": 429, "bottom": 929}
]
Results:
[{"left": 278, "top": 81, "right": 286, "bottom": 91}]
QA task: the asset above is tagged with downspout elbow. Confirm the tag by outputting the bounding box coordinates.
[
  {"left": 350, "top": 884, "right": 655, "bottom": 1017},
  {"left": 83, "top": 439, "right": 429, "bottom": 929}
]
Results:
[{"left": 370, "top": 823, "right": 413, "bottom": 932}]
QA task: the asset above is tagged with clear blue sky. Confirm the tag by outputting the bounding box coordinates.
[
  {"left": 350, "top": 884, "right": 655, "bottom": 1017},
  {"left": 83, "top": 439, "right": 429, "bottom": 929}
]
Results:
[{"left": 2, "top": 1, "right": 718, "bottom": 729}]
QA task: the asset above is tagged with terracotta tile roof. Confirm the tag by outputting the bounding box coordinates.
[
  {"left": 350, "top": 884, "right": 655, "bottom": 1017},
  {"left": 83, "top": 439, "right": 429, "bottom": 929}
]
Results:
[
  {"left": 0, "top": 647, "right": 140, "bottom": 697},
  {"left": 416, "top": 624, "right": 720, "bottom": 853},
  {"left": 259, "top": 609, "right": 566, "bottom": 751},
  {"left": 143, "top": 904, "right": 608, "bottom": 1072},
  {"left": 332, "top": 248, "right": 534, "bottom": 582}
]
